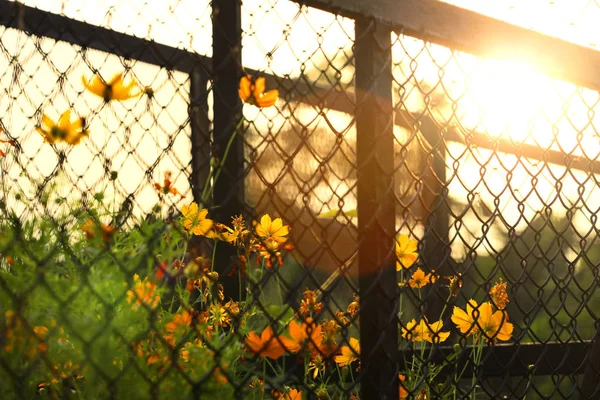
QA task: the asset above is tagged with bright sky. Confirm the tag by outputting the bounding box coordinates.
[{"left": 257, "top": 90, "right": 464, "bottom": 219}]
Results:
[{"left": 0, "top": 0, "right": 599, "bottom": 262}]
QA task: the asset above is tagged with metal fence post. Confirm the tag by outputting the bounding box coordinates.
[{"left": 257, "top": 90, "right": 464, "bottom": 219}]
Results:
[
  {"left": 355, "top": 17, "right": 398, "bottom": 400},
  {"left": 212, "top": 0, "right": 243, "bottom": 301},
  {"left": 420, "top": 117, "right": 451, "bottom": 321},
  {"left": 190, "top": 67, "right": 210, "bottom": 204}
]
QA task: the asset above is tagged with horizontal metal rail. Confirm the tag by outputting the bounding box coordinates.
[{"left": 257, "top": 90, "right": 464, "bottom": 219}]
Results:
[
  {"left": 404, "top": 341, "right": 592, "bottom": 377},
  {"left": 290, "top": 0, "right": 600, "bottom": 92},
  {"left": 0, "top": 0, "right": 209, "bottom": 73}
]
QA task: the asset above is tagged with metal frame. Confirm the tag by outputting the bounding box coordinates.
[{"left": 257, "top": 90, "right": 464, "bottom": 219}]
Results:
[{"left": 2, "top": 0, "right": 599, "bottom": 397}]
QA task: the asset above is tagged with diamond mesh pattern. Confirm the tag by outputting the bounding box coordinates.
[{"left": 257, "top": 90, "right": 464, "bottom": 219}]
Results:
[{"left": 1, "top": 0, "right": 600, "bottom": 398}]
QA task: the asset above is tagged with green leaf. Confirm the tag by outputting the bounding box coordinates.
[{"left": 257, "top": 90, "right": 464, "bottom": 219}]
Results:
[
  {"left": 265, "top": 304, "right": 294, "bottom": 322},
  {"left": 316, "top": 208, "right": 357, "bottom": 219}
]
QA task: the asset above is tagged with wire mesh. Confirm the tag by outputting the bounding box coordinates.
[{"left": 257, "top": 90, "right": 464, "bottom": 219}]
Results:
[{"left": 0, "top": 0, "right": 600, "bottom": 398}]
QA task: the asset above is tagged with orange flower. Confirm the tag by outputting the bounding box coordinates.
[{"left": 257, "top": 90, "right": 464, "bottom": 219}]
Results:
[
  {"left": 347, "top": 294, "right": 359, "bottom": 318},
  {"left": 213, "top": 365, "right": 229, "bottom": 385},
  {"left": 277, "top": 388, "right": 302, "bottom": 400},
  {"left": 81, "top": 219, "right": 115, "bottom": 242},
  {"left": 395, "top": 234, "right": 418, "bottom": 270},
  {"left": 239, "top": 75, "right": 279, "bottom": 108},
  {"left": 280, "top": 319, "right": 323, "bottom": 354},
  {"left": 36, "top": 110, "right": 89, "bottom": 145},
  {"left": 334, "top": 337, "right": 360, "bottom": 367},
  {"left": 399, "top": 374, "right": 408, "bottom": 399},
  {"left": 126, "top": 274, "right": 160, "bottom": 310},
  {"left": 165, "top": 310, "right": 192, "bottom": 333},
  {"left": 33, "top": 326, "right": 49, "bottom": 353},
  {"left": 451, "top": 300, "right": 513, "bottom": 342},
  {"left": 154, "top": 171, "right": 181, "bottom": 196},
  {"left": 2, "top": 311, "right": 50, "bottom": 357},
  {"left": 255, "top": 239, "right": 293, "bottom": 269},
  {"left": 181, "top": 202, "right": 213, "bottom": 236},
  {"left": 82, "top": 72, "right": 141, "bottom": 101},
  {"left": 297, "top": 289, "right": 323, "bottom": 318},
  {"left": 489, "top": 278, "right": 509, "bottom": 310},
  {"left": 256, "top": 214, "right": 289, "bottom": 243},
  {"left": 408, "top": 268, "right": 436, "bottom": 289},
  {"left": 245, "top": 326, "right": 286, "bottom": 360},
  {"left": 446, "top": 274, "right": 462, "bottom": 297},
  {"left": 0, "top": 127, "right": 15, "bottom": 157}
]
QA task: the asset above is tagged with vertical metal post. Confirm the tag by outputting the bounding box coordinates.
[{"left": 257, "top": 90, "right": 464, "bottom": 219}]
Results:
[
  {"left": 212, "top": 0, "right": 243, "bottom": 300},
  {"left": 355, "top": 18, "right": 398, "bottom": 400},
  {"left": 420, "top": 117, "right": 451, "bottom": 321},
  {"left": 190, "top": 66, "right": 210, "bottom": 203}
]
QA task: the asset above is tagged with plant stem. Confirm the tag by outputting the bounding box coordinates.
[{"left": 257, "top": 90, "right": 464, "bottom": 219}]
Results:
[
  {"left": 201, "top": 118, "right": 245, "bottom": 206},
  {"left": 211, "top": 240, "right": 218, "bottom": 271},
  {"left": 470, "top": 336, "right": 484, "bottom": 400}
]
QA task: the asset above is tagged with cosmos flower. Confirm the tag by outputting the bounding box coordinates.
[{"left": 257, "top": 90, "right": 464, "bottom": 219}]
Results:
[
  {"left": 36, "top": 110, "right": 89, "bottom": 145},
  {"left": 82, "top": 72, "right": 141, "bottom": 102},
  {"left": 181, "top": 202, "right": 213, "bottom": 236},
  {"left": 244, "top": 326, "right": 286, "bottom": 360},
  {"left": 255, "top": 214, "right": 289, "bottom": 243},
  {"left": 335, "top": 337, "right": 360, "bottom": 367},
  {"left": 395, "top": 234, "right": 418, "bottom": 270},
  {"left": 451, "top": 300, "right": 513, "bottom": 342},
  {"left": 239, "top": 75, "right": 279, "bottom": 108}
]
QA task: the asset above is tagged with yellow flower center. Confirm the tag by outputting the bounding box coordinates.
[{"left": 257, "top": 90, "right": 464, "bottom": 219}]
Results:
[
  {"left": 103, "top": 85, "right": 114, "bottom": 102},
  {"left": 50, "top": 126, "right": 68, "bottom": 139}
]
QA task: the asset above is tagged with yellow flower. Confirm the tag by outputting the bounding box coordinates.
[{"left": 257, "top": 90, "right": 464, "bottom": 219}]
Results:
[
  {"left": 209, "top": 304, "right": 230, "bottom": 327},
  {"left": 307, "top": 354, "right": 325, "bottom": 379},
  {"left": 244, "top": 326, "right": 286, "bottom": 360},
  {"left": 334, "top": 337, "right": 360, "bottom": 367},
  {"left": 402, "top": 318, "right": 449, "bottom": 344},
  {"left": 451, "top": 299, "right": 478, "bottom": 337},
  {"left": 489, "top": 278, "right": 509, "bottom": 310},
  {"left": 408, "top": 268, "right": 436, "bottom": 289},
  {"left": 255, "top": 214, "right": 289, "bottom": 243},
  {"left": 82, "top": 72, "right": 141, "bottom": 101},
  {"left": 395, "top": 234, "right": 418, "bottom": 270},
  {"left": 181, "top": 202, "right": 213, "bottom": 236},
  {"left": 36, "top": 110, "right": 89, "bottom": 145},
  {"left": 476, "top": 303, "right": 513, "bottom": 342},
  {"left": 425, "top": 319, "right": 450, "bottom": 344},
  {"left": 239, "top": 75, "right": 279, "bottom": 108},
  {"left": 206, "top": 222, "right": 239, "bottom": 244},
  {"left": 401, "top": 318, "right": 429, "bottom": 342},
  {"left": 451, "top": 300, "right": 513, "bottom": 342}
]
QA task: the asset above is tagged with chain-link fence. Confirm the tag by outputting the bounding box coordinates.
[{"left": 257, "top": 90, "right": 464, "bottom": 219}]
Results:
[{"left": 1, "top": 0, "right": 600, "bottom": 398}]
